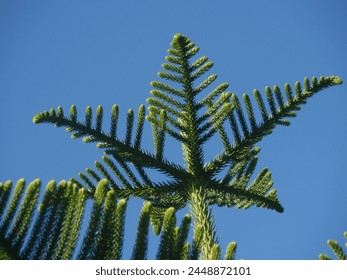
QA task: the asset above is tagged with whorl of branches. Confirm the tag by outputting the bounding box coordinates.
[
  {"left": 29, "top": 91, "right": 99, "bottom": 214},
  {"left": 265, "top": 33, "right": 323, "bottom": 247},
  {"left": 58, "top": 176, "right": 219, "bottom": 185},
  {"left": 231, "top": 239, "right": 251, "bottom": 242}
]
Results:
[{"left": 1, "top": 33, "right": 343, "bottom": 260}]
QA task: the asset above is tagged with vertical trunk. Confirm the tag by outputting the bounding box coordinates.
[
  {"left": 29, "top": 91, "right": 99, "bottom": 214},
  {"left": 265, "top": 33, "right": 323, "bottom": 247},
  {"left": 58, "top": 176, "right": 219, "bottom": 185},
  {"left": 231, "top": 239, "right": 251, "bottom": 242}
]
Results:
[{"left": 189, "top": 185, "right": 220, "bottom": 260}]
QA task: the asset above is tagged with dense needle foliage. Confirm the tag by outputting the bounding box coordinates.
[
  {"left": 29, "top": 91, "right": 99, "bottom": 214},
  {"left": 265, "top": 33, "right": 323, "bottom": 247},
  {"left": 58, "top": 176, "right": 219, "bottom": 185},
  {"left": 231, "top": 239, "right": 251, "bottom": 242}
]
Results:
[{"left": 0, "top": 34, "right": 344, "bottom": 260}]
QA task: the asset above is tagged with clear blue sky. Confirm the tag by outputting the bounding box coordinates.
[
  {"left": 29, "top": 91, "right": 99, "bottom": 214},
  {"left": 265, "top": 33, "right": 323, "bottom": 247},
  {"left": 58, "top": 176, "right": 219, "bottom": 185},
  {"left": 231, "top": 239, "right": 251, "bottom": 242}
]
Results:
[{"left": 1, "top": 0, "right": 346, "bottom": 260}]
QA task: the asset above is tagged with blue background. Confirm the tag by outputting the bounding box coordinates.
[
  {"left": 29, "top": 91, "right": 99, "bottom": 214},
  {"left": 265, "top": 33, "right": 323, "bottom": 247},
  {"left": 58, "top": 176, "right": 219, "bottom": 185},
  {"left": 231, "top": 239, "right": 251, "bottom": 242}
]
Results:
[{"left": 1, "top": 0, "right": 346, "bottom": 259}]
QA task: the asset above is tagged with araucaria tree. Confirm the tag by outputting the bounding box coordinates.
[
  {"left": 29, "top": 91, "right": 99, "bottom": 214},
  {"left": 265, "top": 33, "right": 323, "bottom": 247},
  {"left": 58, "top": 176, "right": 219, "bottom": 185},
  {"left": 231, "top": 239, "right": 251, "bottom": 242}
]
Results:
[{"left": 0, "top": 34, "right": 343, "bottom": 260}]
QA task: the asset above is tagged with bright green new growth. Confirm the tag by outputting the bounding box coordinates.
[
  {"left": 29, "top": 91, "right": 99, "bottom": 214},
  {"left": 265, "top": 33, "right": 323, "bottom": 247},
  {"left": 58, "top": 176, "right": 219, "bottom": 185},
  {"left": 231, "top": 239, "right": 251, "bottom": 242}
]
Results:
[
  {"left": 319, "top": 232, "right": 347, "bottom": 260},
  {"left": 0, "top": 179, "right": 191, "bottom": 259},
  {"left": 0, "top": 33, "right": 344, "bottom": 260}
]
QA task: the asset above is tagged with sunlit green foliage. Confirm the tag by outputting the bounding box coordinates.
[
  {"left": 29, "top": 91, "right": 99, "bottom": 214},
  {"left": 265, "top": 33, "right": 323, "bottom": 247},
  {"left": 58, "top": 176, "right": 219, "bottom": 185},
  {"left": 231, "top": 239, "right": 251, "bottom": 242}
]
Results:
[{"left": 0, "top": 34, "right": 343, "bottom": 260}]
